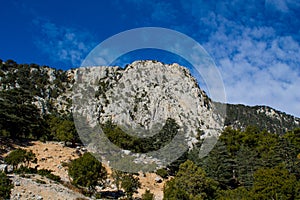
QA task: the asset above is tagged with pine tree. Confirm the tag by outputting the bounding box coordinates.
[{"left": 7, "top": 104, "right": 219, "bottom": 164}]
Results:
[
  {"left": 251, "top": 165, "right": 298, "bottom": 200},
  {"left": 164, "top": 160, "right": 219, "bottom": 200},
  {"left": 0, "top": 172, "right": 13, "bottom": 200},
  {"left": 68, "top": 153, "right": 107, "bottom": 192},
  {"left": 200, "top": 141, "right": 238, "bottom": 189},
  {"left": 235, "top": 145, "right": 259, "bottom": 188}
]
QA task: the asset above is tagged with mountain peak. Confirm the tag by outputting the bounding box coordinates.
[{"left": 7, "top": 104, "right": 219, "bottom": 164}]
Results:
[{"left": 73, "top": 61, "right": 223, "bottom": 147}]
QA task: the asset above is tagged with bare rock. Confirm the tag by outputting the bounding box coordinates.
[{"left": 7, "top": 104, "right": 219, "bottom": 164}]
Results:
[
  {"left": 154, "top": 176, "right": 163, "bottom": 183},
  {"left": 36, "top": 195, "right": 43, "bottom": 200},
  {"left": 15, "top": 180, "right": 21, "bottom": 186},
  {"left": 0, "top": 164, "right": 7, "bottom": 172},
  {"left": 7, "top": 165, "right": 13, "bottom": 173}
]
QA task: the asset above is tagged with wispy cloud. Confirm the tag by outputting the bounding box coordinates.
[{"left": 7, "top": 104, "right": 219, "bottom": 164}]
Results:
[
  {"left": 119, "top": 0, "right": 300, "bottom": 117},
  {"left": 265, "top": 0, "right": 289, "bottom": 13},
  {"left": 150, "top": 2, "right": 177, "bottom": 24},
  {"left": 33, "top": 18, "right": 96, "bottom": 67},
  {"left": 202, "top": 15, "right": 300, "bottom": 117}
]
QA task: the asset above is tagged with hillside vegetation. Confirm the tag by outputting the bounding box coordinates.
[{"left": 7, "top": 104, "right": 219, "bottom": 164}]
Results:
[{"left": 0, "top": 59, "right": 300, "bottom": 199}]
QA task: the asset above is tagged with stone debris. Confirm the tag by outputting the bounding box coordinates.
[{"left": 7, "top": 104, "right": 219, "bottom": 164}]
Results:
[{"left": 10, "top": 174, "right": 90, "bottom": 200}]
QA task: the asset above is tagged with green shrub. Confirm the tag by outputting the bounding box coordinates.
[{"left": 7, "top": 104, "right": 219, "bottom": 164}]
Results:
[
  {"left": 142, "top": 189, "right": 154, "bottom": 200},
  {"left": 0, "top": 172, "right": 13, "bottom": 200},
  {"left": 121, "top": 174, "right": 141, "bottom": 199},
  {"left": 156, "top": 168, "right": 168, "bottom": 179},
  {"left": 37, "top": 169, "right": 61, "bottom": 182},
  {"left": 45, "top": 173, "right": 61, "bottom": 182},
  {"left": 4, "top": 148, "right": 36, "bottom": 171},
  {"left": 14, "top": 166, "right": 37, "bottom": 174},
  {"left": 68, "top": 153, "right": 107, "bottom": 191},
  {"left": 37, "top": 169, "right": 53, "bottom": 176}
]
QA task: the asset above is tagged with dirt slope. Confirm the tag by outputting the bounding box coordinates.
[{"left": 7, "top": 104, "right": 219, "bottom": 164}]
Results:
[{"left": 4, "top": 141, "right": 167, "bottom": 199}]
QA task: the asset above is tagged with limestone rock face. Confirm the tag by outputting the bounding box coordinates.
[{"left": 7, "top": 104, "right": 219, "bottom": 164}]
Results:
[{"left": 73, "top": 60, "right": 224, "bottom": 149}]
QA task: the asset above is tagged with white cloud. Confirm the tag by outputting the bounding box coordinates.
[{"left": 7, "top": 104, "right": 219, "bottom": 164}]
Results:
[
  {"left": 33, "top": 19, "right": 96, "bottom": 67},
  {"left": 265, "top": 0, "right": 289, "bottom": 13},
  {"left": 203, "top": 17, "right": 300, "bottom": 116},
  {"left": 116, "top": 0, "right": 300, "bottom": 116}
]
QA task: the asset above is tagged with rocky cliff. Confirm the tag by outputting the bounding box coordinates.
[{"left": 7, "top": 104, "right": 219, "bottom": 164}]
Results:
[{"left": 0, "top": 59, "right": 299, "bottom": 136}]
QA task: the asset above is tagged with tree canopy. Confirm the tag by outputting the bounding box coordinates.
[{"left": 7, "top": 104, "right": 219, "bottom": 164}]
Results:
[
  {"left": 68, "top": 152, "right": 107, "bottom": 191},
  {"left": 0, "top": 172, "right": 13, "bottom": 200},
  {"left": 102, "top": 118, "right": 180, "bottom": 153},
  {"left": 163, "top": 160, "right": 219, "bottom": 200},
  {"left": 0, "top": 89, "right": 43, "bottom": 139},
  {"left": 4, "top": 148, "right": 36, "bottom": 170}
]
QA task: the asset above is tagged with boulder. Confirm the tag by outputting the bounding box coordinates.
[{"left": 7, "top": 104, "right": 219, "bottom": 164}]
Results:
[
  {"left": 155, "top": 176, "right": 163, "bottom": 183},
  {"left": 15, "top": 180, "right": 21, "bottom": 186},
  {"left": 36, "top": 195, "right": 43, "bottom": 200},
  {"left": 7, "top": 165, "right": 13, "bottom": 173},
  {"left": 65, "top": 141, "right": 73, "bottom": 147},
  {"left": 0, "top": 164, "right": 7, "bottom": 172}
]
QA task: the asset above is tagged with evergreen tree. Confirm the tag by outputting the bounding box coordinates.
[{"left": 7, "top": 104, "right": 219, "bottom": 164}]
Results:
[
  {"left": 4, "top": 148, "right": 36, "bottom": 170},
  {"left": 200, "top": 141, "right": 237, "bottom": 189},
  {"left": 68, "top": 153, "right": 107, "bottom": 192},
  {"left": 281, "top": 128, "right": 300, "bottom": 179},
  {"left": 235, "top": 145, "right": 259, "bottom": 188},
  {"left": 102, "top": 118, "right": 180, "bottom": 153},
  {"left": 251, "top": 165, "right": 298, "bottom": 200},
  {"left": 0, "top": 89, "right": 42, "bottom": 139},
  {"left": 217, "top": 187, "right": 251, "bottom": 200},
  {"left": 0, "top": 172, "right": 13, "bottom": 200},
  {"left": 164, "top": 160, "right": 219, "bottom": 200},
  {"left": 111, "top": 170, "right": 141, "bottom": 199},
  {"left": 55, "top": 120, "right": 78, "bottom": 146},
  {"left": 4, "top": 148, "right": 27, "bottom": 170},
  {"left": 120, "top": 173, "right": 141, "bottom": 200}
]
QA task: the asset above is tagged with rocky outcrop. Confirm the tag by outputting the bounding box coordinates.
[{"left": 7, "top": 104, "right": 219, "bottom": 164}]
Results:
[
  {"left": 72, "top": 60, "right": 224, "bottom": 171},
  {"left": 73, "top": 60, "right": 224, "bottom": 147},
  {"left": 10, "top": 174, "right": 90, "bottom": 200},
  {"left": 1, "top": 59, "right": 298, "bottom": 135}
]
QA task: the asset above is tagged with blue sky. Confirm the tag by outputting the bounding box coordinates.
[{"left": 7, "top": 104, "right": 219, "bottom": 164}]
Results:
[{"left": 1, "top": 0, "right": 300, "bottom": 117}]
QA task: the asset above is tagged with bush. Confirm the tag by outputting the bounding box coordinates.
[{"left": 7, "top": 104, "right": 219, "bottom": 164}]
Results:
[
  {"left": 0, "top": 172, "right": 13, "bottom": 199},
  {"left": 37, "top": 169, "right": 53, "bottom": 176},
  {"left": 45, "top": 173, "right": 61, "bottom": 182},
  {"left": 37, "top": 169, "right": 61, "bottom": 182},
  {"left": 156, "top": 168, "right": 168, "bottom": 179},
  {"left": 4, "top": 148, "right": 27, "bottom": 170},
  {"left": 4, "top": 148, "right": 36, "bottom": 171},
  {"left": 68, "top": 153, "right": 107, "bottom": 191},
  {"left": 14, "top": 166, "right": 37, "bottom": 174},
  {"left": 121, "top": 174, "right": 141, "bottom": 199},
  {"left": 142, "top": 189, "right": 154, "bottom": 200},
  {"left": 14, "top": 167, "right": 61, "bottom": 182}
]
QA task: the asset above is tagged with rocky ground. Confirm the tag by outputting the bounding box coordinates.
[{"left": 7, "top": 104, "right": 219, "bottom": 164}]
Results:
[
  {"left": 9, "top": 174, "right": 89, "bottom": 200},
  {"left": 2, "top": 140, "right": 167, "bottom": 200}
]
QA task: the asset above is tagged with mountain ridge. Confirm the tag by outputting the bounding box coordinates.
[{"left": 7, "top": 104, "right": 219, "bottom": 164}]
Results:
[{"left": 1, "top": 59, "right": 299, "bottom": 136}]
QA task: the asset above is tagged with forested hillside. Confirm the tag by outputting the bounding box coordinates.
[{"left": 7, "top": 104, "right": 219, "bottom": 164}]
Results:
[
  {"left": 173, "top": 126, "right": 300, "bottom": 199},
  {"left": 221, "top": 103, "right": 300, "bottom": 134},
  {"left": 0, "top": 59, "right": 300, "bottom": 199},
  {"left": 0, "top": 59, "right": 77, "bottom": 142}
]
